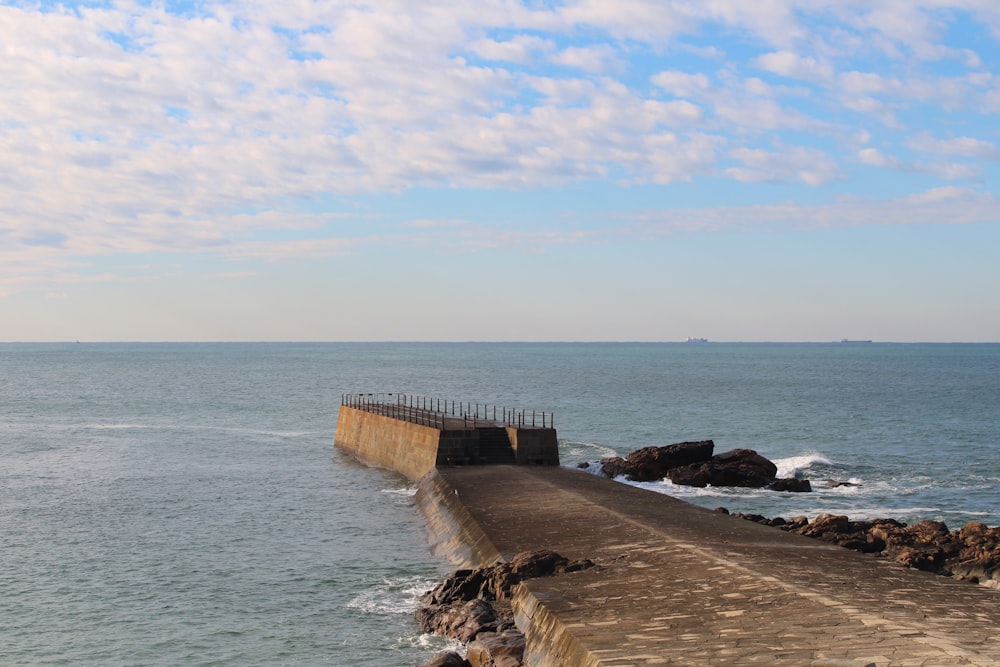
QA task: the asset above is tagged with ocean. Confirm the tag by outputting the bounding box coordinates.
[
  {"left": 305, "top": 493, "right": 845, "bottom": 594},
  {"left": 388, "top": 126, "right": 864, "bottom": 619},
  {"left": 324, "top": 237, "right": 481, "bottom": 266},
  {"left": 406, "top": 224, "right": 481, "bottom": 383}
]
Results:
[{"left": 2, "top": 342, "right": 998, "bottom": 665}]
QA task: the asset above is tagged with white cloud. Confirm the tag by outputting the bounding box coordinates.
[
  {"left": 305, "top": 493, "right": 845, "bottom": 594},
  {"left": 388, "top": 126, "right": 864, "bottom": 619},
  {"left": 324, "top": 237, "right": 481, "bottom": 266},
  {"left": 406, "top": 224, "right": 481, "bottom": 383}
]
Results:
[
  {"left": 2, "top": 0, "right": 999, "bottom": 299},
  {"left": 651, "top": 70, "right": 711, "bottom": 98},
  {"left": 469, "top": 35, "right": 554, "bottom": 64},
  {"left": 906, "top": 132, "right": 1000, "bottom": 158},
  {"left": 549, "top": 44, "right": 621, "bottom": 73},
  {"left": 858, "top": 147, "right": 899, "bottom": 168},
  {"left": 755, "top": 51, "right": 834, "bottom": 83},
  {"left": 628, "top": 186, "right": 1000, "bottom": 233},
  {"left": 727, "top": 146, "right": 841, "bottom": 185}
]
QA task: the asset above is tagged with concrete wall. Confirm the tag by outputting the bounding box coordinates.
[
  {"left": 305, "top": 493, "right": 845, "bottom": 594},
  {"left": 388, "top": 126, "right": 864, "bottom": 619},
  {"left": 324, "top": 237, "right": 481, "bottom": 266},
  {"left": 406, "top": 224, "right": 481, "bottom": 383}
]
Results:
[
  {"left": 437, "top": 430, "right": 479, "bottom": 466},
  {"left": 413, "top": 468, "right": 503, "bottom": 568},
  {"left": 507, "top": 427, "right": 560, "bottom": 466},
  {"left": 333, "top": 405, "right": 442, "bottom": 481},
  {"left": 513, "top": 584, "right": 600, "bottom": 667}
]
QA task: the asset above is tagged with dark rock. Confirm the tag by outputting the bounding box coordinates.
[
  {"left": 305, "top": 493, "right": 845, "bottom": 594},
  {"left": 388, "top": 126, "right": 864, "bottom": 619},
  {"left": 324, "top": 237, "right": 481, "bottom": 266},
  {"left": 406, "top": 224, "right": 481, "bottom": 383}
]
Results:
[
  {"left": 620, "top": 440, "right": 715, "bottom": 482},
  {"left": 713, "top": 507, "right": 730, "bottom": 514},
  {"left": 417, "top": 550, "right": 595, "bottom": 649},
  {"left": 418, "top": 651, "right": 472, "bottom": 667},
  {"left": 420, "top": 568, "right": 490, "bottom": 606},
  {"left": 768, "top": 478, "right": 812, "bottom": 493},
  {"left": 668, "top": 448, "right": 777, "bottom": 488},
  {"left": 576, "top": 461, "right": 590, "bottom": 469},
  {"left": 467, "top": 629, "right": 525, "bottom": 667},
  {"left": 825, "top": 480, "right": 858, "bottom": 488},
  {"left": 712, "top": 448, "right": 778, "bottom": 478},
  {"left": 597, "top": 441, "right": 714, "bottom": 481},
  {"left": 416, "top": 598, "right": 499, "bottom": 642},
  {"left": 598, "top": 456, "right": 629, "bottom": 478}
]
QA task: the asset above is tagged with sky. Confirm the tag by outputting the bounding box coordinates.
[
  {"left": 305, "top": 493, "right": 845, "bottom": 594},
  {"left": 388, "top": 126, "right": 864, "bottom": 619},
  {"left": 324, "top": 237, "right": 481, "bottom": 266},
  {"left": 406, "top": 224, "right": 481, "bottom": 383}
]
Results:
[{"left": 2, "top": 0, "right": 999, "bottom": 342}]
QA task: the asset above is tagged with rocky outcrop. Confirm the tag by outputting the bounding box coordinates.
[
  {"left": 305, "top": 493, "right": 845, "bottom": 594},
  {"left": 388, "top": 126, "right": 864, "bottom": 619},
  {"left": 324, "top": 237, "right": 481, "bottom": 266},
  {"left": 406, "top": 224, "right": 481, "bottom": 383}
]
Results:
[
  {"left": 728, "top": 511, "right": 1000, "bottom": 585},
  {"left": 416, "top": 550, "right": 595, "bottom": 667},
  {"left": 467, "top": 630, "right": 526, "bottom": 667},
  {"left": 597, "top": 440, "right": 810, "bottom": 492},
  {"left": 418, "top": 651, "right": 472, "bottom": 667},
  {"left": 601, "top": 440, "right": 716, "bottom": 482}
]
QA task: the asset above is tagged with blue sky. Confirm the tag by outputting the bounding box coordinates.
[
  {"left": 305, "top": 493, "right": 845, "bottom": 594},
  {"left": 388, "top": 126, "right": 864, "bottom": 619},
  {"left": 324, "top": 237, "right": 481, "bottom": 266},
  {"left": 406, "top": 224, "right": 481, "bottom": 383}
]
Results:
[{"left": 2, "top": 0, "right": 999, "bottom": 341}]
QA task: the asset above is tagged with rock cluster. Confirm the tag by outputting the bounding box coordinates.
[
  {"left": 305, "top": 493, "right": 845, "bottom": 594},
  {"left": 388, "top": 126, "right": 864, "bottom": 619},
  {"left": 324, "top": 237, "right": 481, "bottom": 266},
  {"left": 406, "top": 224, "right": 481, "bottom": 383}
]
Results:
[
  {"left": 592, "top": 440, "right": 811, "bottom": 492},
  {"left": 726, "top": 510, "right": 1000, "bottom": 585},
  {"left": 416, "top": 550, "right": 595, "bottom": 667}
]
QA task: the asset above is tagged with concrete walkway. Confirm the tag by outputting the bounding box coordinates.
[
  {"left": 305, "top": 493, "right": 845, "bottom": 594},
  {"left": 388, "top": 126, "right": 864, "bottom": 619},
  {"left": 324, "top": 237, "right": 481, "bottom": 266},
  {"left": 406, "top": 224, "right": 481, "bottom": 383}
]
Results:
[{"left": 427, "top": 465, "right": 1000, "bottom": 666}]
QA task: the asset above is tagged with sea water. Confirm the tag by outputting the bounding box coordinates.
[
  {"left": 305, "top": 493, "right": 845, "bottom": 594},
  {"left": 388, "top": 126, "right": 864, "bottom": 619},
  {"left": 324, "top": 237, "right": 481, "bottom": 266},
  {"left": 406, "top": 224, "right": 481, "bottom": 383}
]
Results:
[{"left": 1, "top": 342, "right": 998, "bottom": 665}]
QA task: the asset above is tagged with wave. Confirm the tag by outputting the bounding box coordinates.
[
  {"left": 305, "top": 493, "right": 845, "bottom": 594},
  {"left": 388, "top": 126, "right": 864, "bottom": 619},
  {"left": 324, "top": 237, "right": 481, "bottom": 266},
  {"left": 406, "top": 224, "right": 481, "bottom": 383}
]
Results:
[
  {"left": 346, "top": 575, "right": 437, "bottom": 615},
  {"left": 559, "top": 439, "right": 619, "bottom": 461},
  {"left": 382, "top": 486, "right": 418, "bottom": 497},
  {"left": 773, "top": 452, "right": 833, "bottom": 478},
  {"left": 402, "top": 633, "right": 466, "bottom": 657}
]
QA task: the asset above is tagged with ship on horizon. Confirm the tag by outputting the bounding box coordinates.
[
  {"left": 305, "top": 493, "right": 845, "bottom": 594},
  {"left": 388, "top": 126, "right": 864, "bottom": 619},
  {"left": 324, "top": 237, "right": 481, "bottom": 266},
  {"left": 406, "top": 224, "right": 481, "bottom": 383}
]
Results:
[
  {"left": 840, "top": 339, "right": 873, "bottom": 343},
  {"left": 685, "top": 337, "right": 709, "bottom": 343}
]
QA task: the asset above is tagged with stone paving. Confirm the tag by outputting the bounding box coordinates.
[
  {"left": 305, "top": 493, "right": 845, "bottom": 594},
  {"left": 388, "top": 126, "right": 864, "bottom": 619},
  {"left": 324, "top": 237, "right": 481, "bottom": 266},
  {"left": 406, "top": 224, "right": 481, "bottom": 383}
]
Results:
[{"left": 431, "top": 465, "right": 1000, "bottom": 666}]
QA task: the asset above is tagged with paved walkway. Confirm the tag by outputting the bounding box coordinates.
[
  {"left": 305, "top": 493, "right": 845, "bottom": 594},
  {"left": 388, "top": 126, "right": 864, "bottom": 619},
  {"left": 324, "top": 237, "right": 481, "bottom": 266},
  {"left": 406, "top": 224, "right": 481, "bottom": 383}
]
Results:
[{"left": 433, "top": 465, "right": 1000, "bottom": 666}]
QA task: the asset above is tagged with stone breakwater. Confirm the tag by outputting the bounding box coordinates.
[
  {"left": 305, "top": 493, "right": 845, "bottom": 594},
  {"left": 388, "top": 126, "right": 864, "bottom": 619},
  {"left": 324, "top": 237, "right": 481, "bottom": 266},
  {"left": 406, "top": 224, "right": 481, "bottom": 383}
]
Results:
[
  {"left": 725, "top": 509, "right": 1000, "bottom": 587},
  {"left": 414, "top": 465, "right": 1000, "bottom": 666}
]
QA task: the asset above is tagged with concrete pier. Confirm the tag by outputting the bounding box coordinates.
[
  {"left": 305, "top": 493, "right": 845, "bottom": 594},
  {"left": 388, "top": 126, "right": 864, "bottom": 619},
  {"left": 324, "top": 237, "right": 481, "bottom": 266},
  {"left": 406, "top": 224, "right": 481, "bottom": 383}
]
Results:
[
  {"left": 334, "top": 399, "right": 1000, "bottom": 666},
  {"left": 334, "top": 397, "right": 559, "bottom": 480},
  {"left": 417, "top": 466, "right": 1000, "bottom": 666}
]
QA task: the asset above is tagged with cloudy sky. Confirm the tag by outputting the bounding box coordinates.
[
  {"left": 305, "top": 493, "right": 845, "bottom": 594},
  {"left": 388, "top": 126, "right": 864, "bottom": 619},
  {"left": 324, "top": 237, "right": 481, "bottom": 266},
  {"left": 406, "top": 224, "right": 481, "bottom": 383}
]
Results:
[{"left": 2, "top": 0, "right": 999, "bottom": 342}]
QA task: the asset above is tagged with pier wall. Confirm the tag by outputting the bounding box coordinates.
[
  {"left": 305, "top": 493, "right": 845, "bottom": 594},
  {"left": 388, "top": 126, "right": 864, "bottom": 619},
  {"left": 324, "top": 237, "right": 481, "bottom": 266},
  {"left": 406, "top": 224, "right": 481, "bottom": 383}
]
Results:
[
  {"left": 334, "top": 404, "right": 559, "bottom": 481},
  {"left": 333, "top": 405, "right": 444, "bottom": 481},
  {"left": 507, "top": 427, "right": 559, "bottom": 465}
]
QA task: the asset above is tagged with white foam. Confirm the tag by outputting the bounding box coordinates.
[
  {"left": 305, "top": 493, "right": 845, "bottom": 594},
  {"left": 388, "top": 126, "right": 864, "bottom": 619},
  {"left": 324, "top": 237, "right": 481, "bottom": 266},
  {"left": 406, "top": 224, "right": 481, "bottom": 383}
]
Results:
[
  {"left": 773, "top": 452, "right": 833, "bottom": 478},
  {"left": 381, "top": 486, "right": 418, "bottom": 497},
  {"left": 560, "top": 440, "right": 619, "bottom": 460},
  {"left": 346, "top": 575, "right": 437, "bottom": 615}
]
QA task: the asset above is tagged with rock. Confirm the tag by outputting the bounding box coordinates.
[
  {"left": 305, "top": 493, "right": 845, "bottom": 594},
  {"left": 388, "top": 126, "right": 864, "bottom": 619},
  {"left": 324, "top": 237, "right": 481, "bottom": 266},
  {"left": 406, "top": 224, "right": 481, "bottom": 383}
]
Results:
[
  {"left": 713, "top": 448, "right": 778, "bottom": 478},
  {"left": 668, "top": 448, "right": 777, "bottom": 488},
  {"left": 467, "top": 629, "right": 525, "bottom": 667},
  {"left": 576, "top": 461, "right": 590, "bottom": 469},
  {"left": 597, "top": 456, "right": 629, "bottom": 478},
  {"left": 768, "top": 478, "right": 812, "bottom": 492},
  {"left": 418, "top": 651, "right": 472, "bottom": 667},
  {"left": 420, "top": 568, "right": 490, "bottom": 606},
  {"left": 415, "top": 598, "right": 499, "bottom": 642},
  {"left": 825, "top": 480, "right": 858, "bottom": 488},
  {"left": 417, "top": 550, "right": 595, "bottom": 650},
  {"left": 620, "top": 440, "right": 715, "bottom": 482}
]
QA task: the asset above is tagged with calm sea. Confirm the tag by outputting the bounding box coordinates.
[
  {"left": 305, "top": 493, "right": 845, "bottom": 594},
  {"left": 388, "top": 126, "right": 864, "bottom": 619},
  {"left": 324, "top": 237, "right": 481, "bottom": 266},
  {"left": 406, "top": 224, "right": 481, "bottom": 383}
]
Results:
[{"left": 2, "top": 342, "right": 998, "bottom": 665}]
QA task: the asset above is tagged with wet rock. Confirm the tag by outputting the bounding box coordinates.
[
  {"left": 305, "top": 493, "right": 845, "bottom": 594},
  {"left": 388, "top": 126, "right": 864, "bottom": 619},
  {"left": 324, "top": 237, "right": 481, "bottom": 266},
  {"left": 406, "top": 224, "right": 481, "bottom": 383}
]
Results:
[
  {"left": 768, "top": 478, "right": 812, "bottom": 493},
  {"left": 415, "top": 598, "right": 499, "bottom": 642},
  {"left": 418, "top": 651, "right": 472, "bottom": 667},
  {"left": 597, "top": 456, "right": 629, "bottom": 478},
  {"left": 668, "top": 448, "right": 778, "bottom": 488},
  {"left": 417, "top": 549, "right": 595, "bottom": 658},
  {"left": 467, "top": 629, "right": 526, "bottom": 667},
  {"left": 752, "top": 511, "right": 1000, "bottom": 584},
  {"left": 619, "top": 440, "right": 715, "bottom": 482}
]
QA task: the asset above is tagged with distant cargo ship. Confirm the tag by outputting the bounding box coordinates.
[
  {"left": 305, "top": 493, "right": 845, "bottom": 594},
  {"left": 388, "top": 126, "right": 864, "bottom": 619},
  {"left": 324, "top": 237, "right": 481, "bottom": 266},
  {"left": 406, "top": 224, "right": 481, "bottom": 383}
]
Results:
[
  {"left": 840, "top": 339, "right": 873, "bottom": 343},
  {"left": 685, "top": 337, "right": 709, "bottom": 343}
]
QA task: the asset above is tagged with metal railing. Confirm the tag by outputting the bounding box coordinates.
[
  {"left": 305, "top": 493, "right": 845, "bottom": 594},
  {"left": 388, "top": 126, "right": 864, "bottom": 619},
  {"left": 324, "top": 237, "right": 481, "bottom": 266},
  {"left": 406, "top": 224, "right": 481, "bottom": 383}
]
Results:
[{"left": 341, "top": 393, "right": 554, "bottom": 429}]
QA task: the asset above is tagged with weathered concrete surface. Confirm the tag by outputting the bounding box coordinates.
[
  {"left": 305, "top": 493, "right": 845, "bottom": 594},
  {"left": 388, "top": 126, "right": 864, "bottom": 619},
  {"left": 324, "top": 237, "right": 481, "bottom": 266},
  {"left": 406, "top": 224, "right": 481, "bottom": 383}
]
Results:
[
  {"left": 420, "top": 465, "right": 1000, "bottom": 666},
  {"left": 334, "top": 405, "right": 559, "bottom": 481}
]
